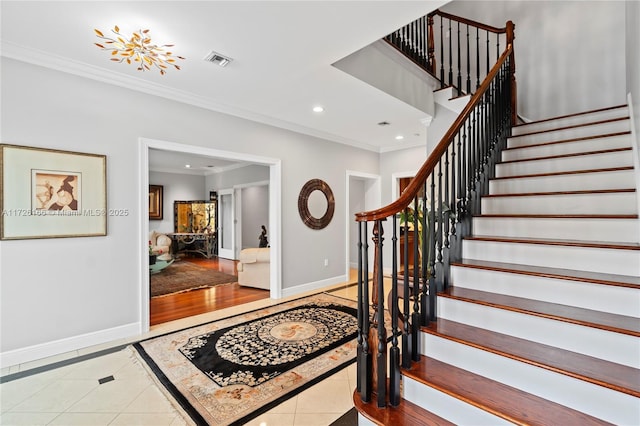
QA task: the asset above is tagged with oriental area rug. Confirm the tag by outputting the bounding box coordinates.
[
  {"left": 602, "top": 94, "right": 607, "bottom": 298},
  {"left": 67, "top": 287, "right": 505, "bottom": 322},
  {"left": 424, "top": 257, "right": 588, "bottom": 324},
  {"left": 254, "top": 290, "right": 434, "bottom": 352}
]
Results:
[
  {"left": 133, "top": 293, "right": 358, "bottom": 426},
  {"left": 150, "top": 261, "right": 238, "bottom": 297}
]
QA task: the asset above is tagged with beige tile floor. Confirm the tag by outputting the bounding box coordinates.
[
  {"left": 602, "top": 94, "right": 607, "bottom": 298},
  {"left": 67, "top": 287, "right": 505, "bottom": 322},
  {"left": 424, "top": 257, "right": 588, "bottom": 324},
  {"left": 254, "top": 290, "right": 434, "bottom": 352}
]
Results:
[{"left": 0, "top": 280, "right": 365, "bottom": 426}]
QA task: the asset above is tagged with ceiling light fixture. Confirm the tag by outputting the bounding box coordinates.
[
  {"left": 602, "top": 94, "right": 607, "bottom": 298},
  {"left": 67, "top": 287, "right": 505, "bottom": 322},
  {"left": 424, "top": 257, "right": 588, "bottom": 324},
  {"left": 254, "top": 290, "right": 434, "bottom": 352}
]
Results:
[
  {"left": 185, "top": 164, "right": 191, "bottom": 168},
  {"left": 395, "top": 135, "right": 404, "bottom": 140},
  {"left": 312, "top": 106, "right": 324, "bottom": 113},
  {"left": 204, "top": 51, "right": 233, "bottom": 67},
  {"left": 94, "top": 26, "right": 184, "bottom": 75}
]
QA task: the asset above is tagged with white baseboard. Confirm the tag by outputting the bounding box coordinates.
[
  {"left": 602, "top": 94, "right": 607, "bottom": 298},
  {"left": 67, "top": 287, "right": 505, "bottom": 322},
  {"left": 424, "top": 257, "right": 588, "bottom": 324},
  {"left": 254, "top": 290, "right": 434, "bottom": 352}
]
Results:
[
  {"left": 280, "top": 275, "right": 348, "bottom": 298},
  {"left": 0, "top": 322, "right": 140, "bottom": 371}
]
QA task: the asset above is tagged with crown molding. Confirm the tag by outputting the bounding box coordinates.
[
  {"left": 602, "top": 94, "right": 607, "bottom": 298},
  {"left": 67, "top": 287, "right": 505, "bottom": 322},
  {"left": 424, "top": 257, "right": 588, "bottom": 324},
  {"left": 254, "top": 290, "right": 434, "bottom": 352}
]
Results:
[{"left": 1, "top": 41, "right": 383, "bottom": 153}]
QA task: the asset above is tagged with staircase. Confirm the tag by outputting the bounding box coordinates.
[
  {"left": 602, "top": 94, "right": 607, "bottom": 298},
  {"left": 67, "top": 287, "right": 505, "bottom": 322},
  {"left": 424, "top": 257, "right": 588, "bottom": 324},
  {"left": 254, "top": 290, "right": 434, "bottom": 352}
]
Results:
[{"left": 355, "top": 105, "right": 640, "bottom": 424}]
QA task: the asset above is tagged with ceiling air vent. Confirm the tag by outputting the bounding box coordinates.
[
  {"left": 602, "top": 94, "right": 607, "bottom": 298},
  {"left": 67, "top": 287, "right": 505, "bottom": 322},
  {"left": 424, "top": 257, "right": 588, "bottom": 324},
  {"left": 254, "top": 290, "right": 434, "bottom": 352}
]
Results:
[{"left": 203, "top": 51, "right": 233, "bottom": 67}]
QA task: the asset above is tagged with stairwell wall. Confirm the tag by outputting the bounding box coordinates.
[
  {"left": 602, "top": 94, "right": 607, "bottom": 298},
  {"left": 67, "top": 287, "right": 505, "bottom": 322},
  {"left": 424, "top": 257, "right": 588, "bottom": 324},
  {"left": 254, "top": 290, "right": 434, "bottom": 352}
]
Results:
[{"left": 441, "top": 1, "right": 628, "bottom": 121}]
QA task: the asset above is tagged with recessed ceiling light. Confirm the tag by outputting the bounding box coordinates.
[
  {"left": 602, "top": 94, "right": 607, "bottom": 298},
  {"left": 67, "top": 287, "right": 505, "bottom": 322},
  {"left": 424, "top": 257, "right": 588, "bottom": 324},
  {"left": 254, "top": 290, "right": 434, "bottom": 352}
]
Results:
[
  {"left": 312, "top": 106, "right": 324, "bottom": 113},
  {"left": 185, "top": 164, "right": 191, "bottom": 168},
  {"left": 204, "top": 51, "right": 233, "bottom": 67},
  {"left": 395, "top": 135, "right": 404, "bottom": 140}
]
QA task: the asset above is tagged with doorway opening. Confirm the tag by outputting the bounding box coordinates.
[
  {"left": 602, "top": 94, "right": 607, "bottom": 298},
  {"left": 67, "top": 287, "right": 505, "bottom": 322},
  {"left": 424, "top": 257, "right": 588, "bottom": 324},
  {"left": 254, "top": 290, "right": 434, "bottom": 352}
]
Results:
[
  {"left": 139, "top": 137, "right": 281, "bottom": 332},
  {"left": 338, "top": 171, "right": 381, "bottom": 300}
]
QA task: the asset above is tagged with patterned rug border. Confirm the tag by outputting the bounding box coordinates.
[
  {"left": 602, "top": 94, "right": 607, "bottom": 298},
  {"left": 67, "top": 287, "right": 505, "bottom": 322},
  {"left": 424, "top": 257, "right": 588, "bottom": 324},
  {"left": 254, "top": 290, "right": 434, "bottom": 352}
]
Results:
[{"left": 132, "top": 292, "right": 358, "bottom": 426}]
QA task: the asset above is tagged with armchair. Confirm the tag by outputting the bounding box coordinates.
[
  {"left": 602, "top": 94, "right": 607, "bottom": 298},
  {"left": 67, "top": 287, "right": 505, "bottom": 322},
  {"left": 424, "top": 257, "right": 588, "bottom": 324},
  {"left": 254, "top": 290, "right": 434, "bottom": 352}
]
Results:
[{"left": 149, "top": 230, "right": 172, "bottom": 260}]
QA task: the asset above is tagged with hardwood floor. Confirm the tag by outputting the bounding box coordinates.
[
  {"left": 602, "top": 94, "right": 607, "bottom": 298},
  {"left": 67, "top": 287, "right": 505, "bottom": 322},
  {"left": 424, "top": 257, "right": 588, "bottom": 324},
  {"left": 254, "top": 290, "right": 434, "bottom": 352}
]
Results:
[{"left": 149, "top": 256, "right": 269, "bottom": 326}]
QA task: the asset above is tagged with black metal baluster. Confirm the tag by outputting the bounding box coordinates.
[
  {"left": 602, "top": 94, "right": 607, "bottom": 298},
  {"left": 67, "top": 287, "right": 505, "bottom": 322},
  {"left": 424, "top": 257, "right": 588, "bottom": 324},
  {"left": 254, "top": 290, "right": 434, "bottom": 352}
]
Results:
[
  {"left": 466, "top": 24, "right": 471, "bottom": 95},
  {"left": 389, "top": 216, "right": 400, "bottom": 406},
  {"left": 420, "top": 181, "right": 429, "bottom": 326},
  {"left": 448, "top": 19, "right": 453, "bottom": 87},
  {"left": 427, "top": 175, "right": 437, "bottom": 322},
  {"left": 411, "top": 197, "right": 420, "bottom": 361},
  {"left": 358, "top": 221, "right": 371, "bottom": 402},
  {"left": 443, "top": 146, "right": 451, "bottom": 287},
  {"left": 374, "top": 221, "right": 386, "bottom": 408},
  {"left": 440, "top": 16, "right": 445, "bottom": 87},
  {"left": 402, "top": 207, "right": 411, "bottom": 369},
  {"left": 436, "top": 158, "right": 444, "bottom": 289},
  {"left": 476, "top": 27, "right": 480, "bottom": 89},
  {"left": 486, "top": 30, "right": 490, "bottom": 79},
  {"left": 457, "top": 21, "right": 461, "bottom": 95}
]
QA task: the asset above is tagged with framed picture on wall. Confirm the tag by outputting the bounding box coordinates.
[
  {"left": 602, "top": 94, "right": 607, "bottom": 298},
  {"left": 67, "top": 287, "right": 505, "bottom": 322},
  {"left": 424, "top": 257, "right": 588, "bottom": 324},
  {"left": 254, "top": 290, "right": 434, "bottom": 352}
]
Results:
[
  {"left": 149, "top": 185, "right": 163, "bottom": 220},
  {"left": 0, "top": 144, "right": 107, "bottom": 240}
]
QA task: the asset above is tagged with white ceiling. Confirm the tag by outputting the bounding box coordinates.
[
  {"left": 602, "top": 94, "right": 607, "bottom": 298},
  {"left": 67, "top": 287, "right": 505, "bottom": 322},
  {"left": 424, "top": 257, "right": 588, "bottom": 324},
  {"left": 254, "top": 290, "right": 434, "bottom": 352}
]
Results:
[{"left": 1, "top": 1, "right": 447, "bottom": 171}]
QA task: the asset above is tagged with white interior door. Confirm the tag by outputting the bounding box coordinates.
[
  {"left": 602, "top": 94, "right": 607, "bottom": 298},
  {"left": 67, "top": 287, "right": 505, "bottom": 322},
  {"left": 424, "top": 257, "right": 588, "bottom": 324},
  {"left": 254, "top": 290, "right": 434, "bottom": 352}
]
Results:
[{"left": 217, "top": 189, "right": 236, "bottom": 259}]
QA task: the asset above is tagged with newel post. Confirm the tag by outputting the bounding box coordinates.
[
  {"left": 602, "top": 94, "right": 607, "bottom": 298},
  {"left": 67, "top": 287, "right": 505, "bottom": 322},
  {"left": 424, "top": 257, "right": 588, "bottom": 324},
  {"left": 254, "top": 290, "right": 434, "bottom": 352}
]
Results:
[
  {"left": 506, "top": 20, "right": 517, "bottom": 124},
  {"left": 368, "top": 221, "right": 387, "bottom": 407},
  {"left": 427, "top": 14, "right": 436, "bottom": 75}
]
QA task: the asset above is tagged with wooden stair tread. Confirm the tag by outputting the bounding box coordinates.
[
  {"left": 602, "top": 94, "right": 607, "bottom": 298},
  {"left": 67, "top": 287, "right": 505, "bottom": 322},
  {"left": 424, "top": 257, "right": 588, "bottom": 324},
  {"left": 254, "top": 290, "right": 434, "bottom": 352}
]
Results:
[
  {"left": 451, "top": 258, "right": 640, "bottom": 289},
  {"left": 353, "top": 390, "right": 454, "bottom": 426},
  {"left": 404, "top": 356, "right": 613, "bottom": 426},
  {"left": 482, "top": 188, "right": 635, "bottom": 197},
  {"left": 510, "top": 116, "right": 630, "bottom": 138},
  {"left": 499, "top": 146, "right": 632, "bottom": 165},
  {"left": 512, "top": 105, "right": 627, "bottom": 129},
  {"left": 464, "top": 235, "right": 640, "bottom": 251},
  {"left": 504, "top": 131, "right": 631, "bottom": 151},
  {"left": 491, "top": 166, "right": 633, "bottom": 180},
  {"left": 422, "top": 318, "right": 640, "bottom": 397},
  {"left": 475, "top": 214, "right": 638, "bottom": 219},
  {"left": 440, "top": 287, "right": 640, "bottom": 336}
]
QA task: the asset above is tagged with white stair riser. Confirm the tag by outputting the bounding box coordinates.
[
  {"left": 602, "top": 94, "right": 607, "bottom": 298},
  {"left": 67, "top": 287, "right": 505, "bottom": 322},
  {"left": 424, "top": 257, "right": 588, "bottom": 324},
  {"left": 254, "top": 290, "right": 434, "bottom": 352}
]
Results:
[
  {"left": 472, "top": 216, "right": 640, "bottom": 243},
  {"left": 462, "top": 239, "right": 640, "bottom": 275},
  {"left": 489, "top": 170, "right": 635, "bottom": 194},
  {"left": 451, "top": 266, "right": 640, "bottom": 317},
  {"left": 419, "top": 334, "right": 640, "bottom": 425},
  {"left": 495, "top": 150, "right": 633, "bottom": 177},
  {"left": 512, "top": 107, "right": 629, "bottom": 136},
  {"left": 501, "top": 134, "right": 631, "bottom": 162},
  {"left": 437, "top": 297, "right": 640, "bottom": 368},
  {"left": 402, "top": 376, "right": 510, "bottom": 425},
  {"left": 481, "top": 192, "right": 637, "bottom": 215},
  {"left": 507, "top": 120, "right": 630, "bottom": 148}
]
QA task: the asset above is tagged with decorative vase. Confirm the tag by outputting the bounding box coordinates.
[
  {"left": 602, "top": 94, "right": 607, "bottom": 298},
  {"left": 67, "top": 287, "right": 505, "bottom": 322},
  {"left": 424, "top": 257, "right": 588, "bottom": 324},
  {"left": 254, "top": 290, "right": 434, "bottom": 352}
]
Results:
[{"left": 149, "top": 254, "right": 157, "bottom": 265}]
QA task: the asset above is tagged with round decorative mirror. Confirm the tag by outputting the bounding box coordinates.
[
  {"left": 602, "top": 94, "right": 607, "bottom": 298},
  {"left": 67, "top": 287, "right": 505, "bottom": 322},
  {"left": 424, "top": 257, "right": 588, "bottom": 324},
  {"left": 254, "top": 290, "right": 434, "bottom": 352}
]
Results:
[{"left": 298, "top": 179, "right": 335, "bottom": 230}]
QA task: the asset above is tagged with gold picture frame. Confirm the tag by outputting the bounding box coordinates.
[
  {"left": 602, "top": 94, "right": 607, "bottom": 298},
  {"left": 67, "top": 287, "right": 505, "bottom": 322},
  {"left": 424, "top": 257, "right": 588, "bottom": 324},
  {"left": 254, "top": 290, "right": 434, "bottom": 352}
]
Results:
[
  {"left": 149, "top": 185, "right": 163, "bottom": 220},
  {"left": 0, "top": 144, "right": 107, "bottom": 240}
]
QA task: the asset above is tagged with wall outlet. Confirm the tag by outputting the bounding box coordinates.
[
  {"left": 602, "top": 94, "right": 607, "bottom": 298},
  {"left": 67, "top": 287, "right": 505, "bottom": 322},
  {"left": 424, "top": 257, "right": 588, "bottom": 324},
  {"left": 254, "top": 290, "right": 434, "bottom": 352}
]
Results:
[{"left": 324, "top": 259, "right": 329, "bottom": 267}]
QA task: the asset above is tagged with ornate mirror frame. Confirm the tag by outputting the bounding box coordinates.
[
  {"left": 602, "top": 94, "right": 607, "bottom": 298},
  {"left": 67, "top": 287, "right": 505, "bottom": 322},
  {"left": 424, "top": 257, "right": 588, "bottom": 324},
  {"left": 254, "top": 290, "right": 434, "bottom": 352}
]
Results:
[{"left": 298, "top": 179, "right": 335, "bottom": 230}]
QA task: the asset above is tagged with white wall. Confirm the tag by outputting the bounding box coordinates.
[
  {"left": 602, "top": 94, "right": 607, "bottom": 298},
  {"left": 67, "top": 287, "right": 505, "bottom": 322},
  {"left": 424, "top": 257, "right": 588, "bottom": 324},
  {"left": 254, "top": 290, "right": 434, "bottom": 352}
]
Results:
[
  {"left": 441, "top": 1, "right": 628, "bottom": 120},
  {"left": 241, "top": 185, "right": 269, "bottom": 249},
  {"left": 149, "top": 171, "right": 206, "bottom": 234},
  {"left": 0, "top": 59, "right": 378, "bottom": 365},
  {"left": 626, "top": 0, "right": 640, "bottom": 140}
]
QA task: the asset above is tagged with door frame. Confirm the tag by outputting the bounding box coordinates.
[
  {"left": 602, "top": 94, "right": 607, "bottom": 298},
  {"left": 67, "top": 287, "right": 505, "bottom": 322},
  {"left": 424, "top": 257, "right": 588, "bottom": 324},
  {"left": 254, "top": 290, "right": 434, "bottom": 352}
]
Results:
[
  {"left": 345, "top": 170, "right": 381, "bottom": 281},
  {"left": 139, "top": 137, "right": 282, "bottom": 332},
  {"left": 217, "top": 188, "right": 235, "bottom": 259}
]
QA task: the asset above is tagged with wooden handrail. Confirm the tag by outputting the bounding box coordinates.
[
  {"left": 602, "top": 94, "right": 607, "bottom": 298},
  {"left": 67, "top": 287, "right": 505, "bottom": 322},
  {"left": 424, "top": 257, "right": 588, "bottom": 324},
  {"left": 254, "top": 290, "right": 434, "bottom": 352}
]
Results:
[
  {"left": 429, "top": 9, "right": 507, "bottom": 34},
  {"left": 355, "top": 43, "right": 514, "bottom": 222}
]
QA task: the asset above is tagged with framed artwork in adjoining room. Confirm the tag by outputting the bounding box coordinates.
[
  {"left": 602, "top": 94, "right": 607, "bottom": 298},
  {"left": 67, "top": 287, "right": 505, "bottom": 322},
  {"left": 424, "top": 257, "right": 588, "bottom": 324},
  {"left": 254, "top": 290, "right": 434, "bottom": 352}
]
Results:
[
  {"left": 0, "top": 144, "right": 107, "bottom": 240},
  {"left": 149, "top": 185, "right": 163, "bottom": 220}
]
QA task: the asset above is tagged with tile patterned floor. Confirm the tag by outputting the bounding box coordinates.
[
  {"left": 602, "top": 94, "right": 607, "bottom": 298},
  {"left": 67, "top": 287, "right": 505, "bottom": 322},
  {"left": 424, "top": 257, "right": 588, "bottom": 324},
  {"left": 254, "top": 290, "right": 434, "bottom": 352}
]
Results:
[{"left": 1, "top": 282, "right": 361, "bottom": 426}]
